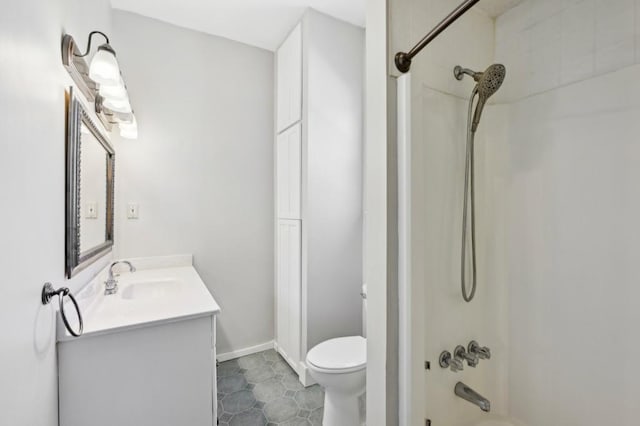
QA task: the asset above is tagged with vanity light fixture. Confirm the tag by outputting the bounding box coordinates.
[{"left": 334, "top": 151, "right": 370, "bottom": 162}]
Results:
[
  {"left": 119, "top": 116, "right": 138, "bottom": 140},
  {"left": 62, "top": 31, "right": 138, "bottom": 139},
  {"left": 103, "top": 96, "right": 132, "bottom": 114},
  {"left": 99, "top": 76, "right": 127, "bottom": 100},
  {"left": 75, "top": 31, "right": 121, "bottom": 86}
]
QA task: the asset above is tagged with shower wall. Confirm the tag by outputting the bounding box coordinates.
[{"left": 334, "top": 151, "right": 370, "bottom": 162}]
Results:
[
  {"left": 390, "top": 1, "right": 509, "bottom": 424},
  {"left": 394, "top": 0, "right": 640, "bottom": 424},
  {"left": 494, "top": 1, "right": 640, "bottom": 424}
]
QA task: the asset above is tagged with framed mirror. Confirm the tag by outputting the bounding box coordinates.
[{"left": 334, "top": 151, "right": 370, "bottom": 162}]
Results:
[{"left": 65, "top": 87, "right": 115, "bottom": 278}]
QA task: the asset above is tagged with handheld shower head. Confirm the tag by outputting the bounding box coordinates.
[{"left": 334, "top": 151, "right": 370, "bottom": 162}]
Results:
[
  {"left": 472, "top": 64, "right": 505, "bottom": 131},
  {"left": 454, "top": 64, "right": 506, "bottom": 132}
]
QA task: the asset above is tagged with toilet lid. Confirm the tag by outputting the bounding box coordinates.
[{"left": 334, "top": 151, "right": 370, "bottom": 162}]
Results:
[{"left": 307, "top": 336, "right": 366, "bottom": 371}]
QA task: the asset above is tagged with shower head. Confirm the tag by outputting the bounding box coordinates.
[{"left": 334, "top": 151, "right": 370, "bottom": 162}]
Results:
[{"left": 454, "top": 64, "right": 506, "bottom": 132}]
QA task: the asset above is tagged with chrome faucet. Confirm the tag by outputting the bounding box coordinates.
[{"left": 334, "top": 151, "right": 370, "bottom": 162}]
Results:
[
  {"left": 455, "top": 382, "right": 490, "bottom": 412},
  {"left": 104, "top": 260, "right": 136, "bottom": 295},
  {"left": 455, "top": 345, "right": 479, "bottom": 368},
  {"left": 468, "top": 340, "right": 491, "bottom": 360}
]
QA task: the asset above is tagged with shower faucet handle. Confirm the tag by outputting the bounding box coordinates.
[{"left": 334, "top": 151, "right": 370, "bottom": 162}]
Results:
[
  {"left": 455, "top": 345, "right": 479, "bottom": 368},
  {"left": 468, "top": 341, "right": 491, "bottom": 360},
  {"left": 439, "top": 350, "right": 464, "bottom": 372}
]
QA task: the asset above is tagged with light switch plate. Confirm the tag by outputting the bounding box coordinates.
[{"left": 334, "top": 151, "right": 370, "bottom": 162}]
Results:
[
  {"left": 127, "top": 203, "right": 139, "bottom": 219},
  {"left": 85, "top": 202, "right": 98, "bottom": 219}
]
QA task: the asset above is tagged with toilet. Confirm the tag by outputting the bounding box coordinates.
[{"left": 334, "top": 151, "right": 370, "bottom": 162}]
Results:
[{"left": 306, "top": 335, "right": 366, "bottom": 426}]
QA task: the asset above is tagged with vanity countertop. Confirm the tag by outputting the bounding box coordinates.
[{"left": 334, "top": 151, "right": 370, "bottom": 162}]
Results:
[{"left": 57, "top": 255, "right": 220, "bottom": 342}]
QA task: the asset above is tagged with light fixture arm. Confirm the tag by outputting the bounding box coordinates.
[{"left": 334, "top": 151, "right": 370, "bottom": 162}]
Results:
[{"left": 75, "top": 30, "right": 111, "bottom": 58}]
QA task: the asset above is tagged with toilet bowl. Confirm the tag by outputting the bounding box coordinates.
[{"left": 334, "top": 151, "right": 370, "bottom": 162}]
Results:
[{"left": 306, "top": 336, "right": 366, "bottom": 426}]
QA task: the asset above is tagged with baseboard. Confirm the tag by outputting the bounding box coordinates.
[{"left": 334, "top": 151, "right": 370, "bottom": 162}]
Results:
[
  {"left": 217, "top": 341, "right": 275, "bottom": 362},
  {"left": 298, "top": 361, "right": 317, "bottom": 387}
]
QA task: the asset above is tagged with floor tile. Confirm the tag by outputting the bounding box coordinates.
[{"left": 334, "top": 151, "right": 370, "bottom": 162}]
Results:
[
  {"left": 308, "top": 407, "right": 323, "bottom": 426},
  {"left": 218, "top": 373, "right": 249, "bottom": 394},
  {"left": 263, "top": 396, "right": 299, "bottom": 423},
  {"left": 253, "top": 378, "right": 286, "bottom": 402},
  {"left": 218, "top": 359, "right": 241, "bottom": 377},
  {"left": 237, "top": 353, "right": 267, "bottom": 370},
  {"left": 217, "top": 349, "right": 326, "bottom": 425},
  {"left": 229, "top": 408, "right": 268, "bottom": 426},
  {"left": 222, "top": 390, "right": 257, "bottom": 414},
  {"left": 294, "top": 385, "right": 324, "bottom": 410},
  {"left": 245, "top": 364, "right": 276, "bottom": 384}
]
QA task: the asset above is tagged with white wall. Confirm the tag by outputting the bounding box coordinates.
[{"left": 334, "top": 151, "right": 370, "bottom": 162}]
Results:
[
  {"left": 0, "top": 0, "right": 113, "bottom": 424},
  {"left": 494, "top": 1, "right": 640, "bottom": 424},
  {"left": 364, "top": 0, "right": 392, "bottom": 424},
  {"left": 111, "top": 11, "right": 275, "bottom": 356},
  {"left": 302, "top": 9, "right": 364, "bottom": 350}
]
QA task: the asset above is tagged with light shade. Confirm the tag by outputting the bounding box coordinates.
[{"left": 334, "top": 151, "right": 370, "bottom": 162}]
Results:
[
  {"left": 99, "top": 77, "right": 127, "bottom": 100},
  {"left": 103, "top": 96, "right": 132, "bottom": 114},
  {"left": 89, "top": 44, "right": 120, "bottom": 86},
  {"left": 119, "top": 116, "right": 138, "bottom": 140}
]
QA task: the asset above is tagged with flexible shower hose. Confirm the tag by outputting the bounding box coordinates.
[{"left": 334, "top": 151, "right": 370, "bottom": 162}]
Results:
[{"left": 461, "top": 87, "right": 478, "bottom": 302}]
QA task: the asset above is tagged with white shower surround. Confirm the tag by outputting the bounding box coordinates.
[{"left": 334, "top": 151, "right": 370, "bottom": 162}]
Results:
[{"left": 396, "top": 0, "right": 640, "bottom": 424}]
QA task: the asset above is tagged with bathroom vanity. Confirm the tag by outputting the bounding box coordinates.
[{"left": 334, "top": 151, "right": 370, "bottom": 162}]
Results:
[{"left": 56, "top": 255, "right": 220, "bottom": 426}]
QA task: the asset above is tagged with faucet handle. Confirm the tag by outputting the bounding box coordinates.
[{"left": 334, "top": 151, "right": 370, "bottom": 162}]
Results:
[
  {"left": 449, "top": 356, "right": 464, "bottom": 372},
  {"left": 468, "top": 340, "right": 491, "bottom": 360},
  {"left": 455, "top": 345, "right": 479, "bottom": 367},
  {"left": 439, "top": 350, "right": 463, "bottom": 372}
]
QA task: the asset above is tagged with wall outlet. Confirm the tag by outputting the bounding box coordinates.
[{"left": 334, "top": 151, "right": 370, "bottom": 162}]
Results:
[
  {"left": 127, "top": 203, "right": 139, "bottom": 219},
  {"left": 85, "top": 202, "right": 98, "bottom": 219}
]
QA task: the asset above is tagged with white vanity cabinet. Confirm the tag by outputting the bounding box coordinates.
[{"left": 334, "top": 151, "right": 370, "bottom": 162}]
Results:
[
  {"left": 57, "top": 259, "right": 220, "bottom": 426},
  {"left": 276, "top": 23, "right": 302, "bottom": 133},
  {"left": 276, "top": 123, "right": 301, "bottom": 219},
  {"left": 276, "top": 219, "right": 302, "bottom": 369},
  {"left": 274, "top": 10, "right": 364, "bottom": 385}
]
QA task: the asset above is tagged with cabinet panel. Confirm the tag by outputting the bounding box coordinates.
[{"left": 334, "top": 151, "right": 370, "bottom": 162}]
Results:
[
  {"left": 276, "top": 23, "right": 302, "bottom": 132},
  {"left": 58, "top": 317, "right": 215, "bottom": 426},
  {"left": 276, "top": 219, "right": 301, "bottom": 370},
  {"left": 276, "top": 123, "right": 301, "bottom": 219}
]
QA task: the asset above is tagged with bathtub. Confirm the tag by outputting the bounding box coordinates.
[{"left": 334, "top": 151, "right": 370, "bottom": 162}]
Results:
[{"left": 472, "top": 415, "right": 526, "bottom": 426}]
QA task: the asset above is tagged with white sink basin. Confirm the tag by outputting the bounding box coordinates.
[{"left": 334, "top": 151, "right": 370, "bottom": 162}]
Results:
[
  {"left": 57, "top": 256, "right": 220, "bottom": 341},
  {"left": 121, "top": 279, "right": 183, "bottom": 300}
]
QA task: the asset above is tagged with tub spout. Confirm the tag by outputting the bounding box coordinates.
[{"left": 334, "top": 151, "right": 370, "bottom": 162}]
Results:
[{"left": 454, "top": 382, "right": 490, "bottom": 412}]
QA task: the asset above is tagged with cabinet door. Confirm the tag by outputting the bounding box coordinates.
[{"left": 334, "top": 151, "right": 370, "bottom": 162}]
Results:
[
  {"left": 276, "top": 219, "right": 301, "bottom": 371},
  {"left": 276, "top": 123, "right": 301, "bottom": 219},
  {"left": 276, "top": 23, "right": 302, "bottom": 132}
]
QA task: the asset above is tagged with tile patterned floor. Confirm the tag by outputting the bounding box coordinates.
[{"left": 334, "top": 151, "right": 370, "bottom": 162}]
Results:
[{"left": 217, "top": 349, "right": 325, "bottom": 426}]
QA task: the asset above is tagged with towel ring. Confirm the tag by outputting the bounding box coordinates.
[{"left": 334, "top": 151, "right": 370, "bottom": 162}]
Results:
[{"left": 42, "top": 282, "right": 83, "bottom": 337}]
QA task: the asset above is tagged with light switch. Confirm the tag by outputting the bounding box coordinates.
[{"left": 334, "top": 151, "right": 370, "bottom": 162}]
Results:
[{"left": 127, "top": 203, "right": 139, "bottom": 219}]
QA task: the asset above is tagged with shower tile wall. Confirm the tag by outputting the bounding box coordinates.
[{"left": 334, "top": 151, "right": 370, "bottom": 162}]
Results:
[
  {"left": 393, "top": 0, "right": 640, "bottom": 424},
  {"left": 494, "top": 0, "right": 640, "bottom": 101},
  {"left": 493, "top": 0, "right": 640, "bottom": 424}
]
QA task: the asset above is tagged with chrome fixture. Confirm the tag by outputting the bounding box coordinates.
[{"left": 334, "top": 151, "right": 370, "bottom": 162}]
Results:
[
  {"left": 468, "top": 340, "right": 491, "bottom": 360},
  {"left": 42, "top": 283, "right": 83, "bottom": 337},
  {"left": 455, "top": 63, "right": 506, "bottom": 302},
  {"left": 105, "top": 260, "right": 136, "bottom": 295},
  {"left": 455, "top": 345, "right": 479, "bottom": 368},
  {"left": 439, "top": 350, "right": 463, "bottom": 372},
  {"left": 395, "top": 0, "right": 480, "bottom": 73},
  {"left": 455, "top": 382, "right": 490, "bottom": 412},
  {"left": 454, "top": 64, "right": 506, "bottom": 132},
  {"left": 61, "top": 32, "right": 138, "bottom": 139}
]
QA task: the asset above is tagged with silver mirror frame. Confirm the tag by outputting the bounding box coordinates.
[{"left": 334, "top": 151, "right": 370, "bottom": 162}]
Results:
[{"left": 65, "top": 87, "right": 115, "bottom": 278}]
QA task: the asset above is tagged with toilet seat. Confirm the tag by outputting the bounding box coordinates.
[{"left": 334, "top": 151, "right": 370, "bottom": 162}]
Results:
[{"left": 306, "top": 336, "right": 366, "bottom": 374}]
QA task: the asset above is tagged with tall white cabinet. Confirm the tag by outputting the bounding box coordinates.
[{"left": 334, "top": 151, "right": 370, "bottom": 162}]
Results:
[{"left": 274, "top": 10, "right": 365, "bottom": 385}]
